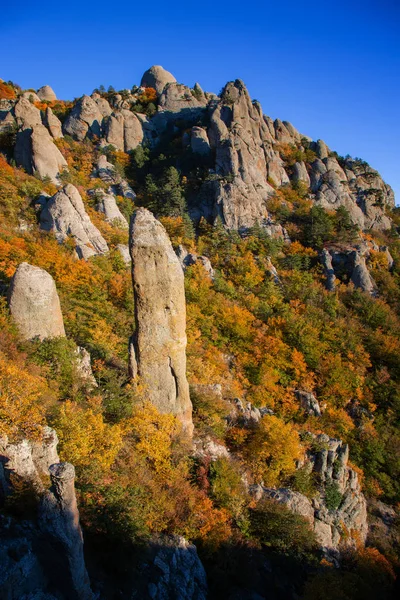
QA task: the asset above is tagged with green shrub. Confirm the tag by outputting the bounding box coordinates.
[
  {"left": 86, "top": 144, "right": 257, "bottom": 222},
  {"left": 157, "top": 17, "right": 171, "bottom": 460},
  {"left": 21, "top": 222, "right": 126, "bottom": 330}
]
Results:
[
  {"left": 249, "top": 498, "right": 317, "bottom": 557},
  {"left": 324, "top": 481, "right": 342, "bottom": 511}
]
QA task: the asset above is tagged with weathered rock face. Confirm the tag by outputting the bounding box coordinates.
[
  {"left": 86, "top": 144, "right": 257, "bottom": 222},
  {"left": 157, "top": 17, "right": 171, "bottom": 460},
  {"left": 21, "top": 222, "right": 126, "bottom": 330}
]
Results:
[
  {"left": 320, "top": 248, "right": 337, "bottom": 291},
  {"left": 251, "top": 432, "right": 368, "bottom": 552},
  {"left": 0, "top": 427, "right": 59, "bottom": 501},
  {"left": 8, "top": 262, "right": 66, "bottom": 341},
  {"left": 190, "top": 126, "right": 211, "bottom": 155},
  {"left": 104, "top": 109, "right": 144, "bottom": 152},
  {"left": 40, "top": 184, "right": 109, "bottom": 259},
  {"left": 14, "top": 124, "right": 68, "bottom": 184},
  {"left": 37, "top": 85, "right": 57, "bottom": 102},
  {"left": 129, "top": 208, "right": 193, "bottom": 435},
  {"left": 95, "top": 189, "right": 128, "bottom": 229},
  {"left": 140, "top": 65, "right": 177, "bottom": 95},
  {"left": 192, "top": 79, "right": 275, "bottom": 231},
  {"left": 134, "top": 535, "right": 207, "bottom": 600},
  {"left": 63, "top": 95, "right": 104, "bottom": 141},
  {"left": 295, "top": 390, "right": 321, "bottom": 417},
  {"left": 1, "top": 432, "right": 92, "bottom": 599},
  {"left": 309, "top": 154, "right": 394, "bottom": 231},
  {"left": 39, "top": 463, "right": 93, "bottom": 600},
  {"left": 43, "top": 107, "right": 63, "bottom": 139},
  {"left": 94, "top": 154, "right": 136, "bottom": 200},
  {"left": 12, "top": 98, "right": 68, "bottom": 183},
  {"left": 176, "top": 245, "right": 215, "bottom": 280},
  {"left": 321, "top": 245, "right": 376, "bottom": 295}
]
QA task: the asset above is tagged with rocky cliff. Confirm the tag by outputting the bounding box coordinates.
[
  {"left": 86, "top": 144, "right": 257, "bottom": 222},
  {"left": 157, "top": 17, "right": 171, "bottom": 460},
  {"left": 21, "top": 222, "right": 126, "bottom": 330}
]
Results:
[
  {"left": 252, "top": 432, "right": 368, "bottom": 553},
  {"left": 2, "top": 66, "right": 393, "bottom": 236},
  {"left": 0, "top": 430, "right": 93, "bottom": 599}
]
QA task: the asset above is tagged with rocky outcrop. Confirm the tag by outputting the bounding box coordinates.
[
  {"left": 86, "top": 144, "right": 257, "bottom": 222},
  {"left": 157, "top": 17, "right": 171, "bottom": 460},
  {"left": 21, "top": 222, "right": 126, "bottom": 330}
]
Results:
[
  {"left": 1, "top": 427, "right": 93, "bottom": 600},
  {"left": 40, "top": 184, "right": 109, "bottom": 259},
  {"left": 95, "top": 189, "right": 128, "bottom": 228},
  {"left": 251, "top": 432, "right": 368, "bottom": 552},
  {"left": 176, "top": 245, "right": 215, "bottom": 279},
  {"left": 190, "top": 126, "right": 211, "bottom": 155},
  {"left": 134, "top": 535, "right": 207, "bottom": 600},
  {"left": 295, "top": 390, "right": 321, "bottom": 417},
  {"left": 228, "top": 398, "right": 274, "bottom": 428},
  {"left": 94, "top": 155, "right": 136, "bottom": 200},
  {"left": 39, "top": 463, "right": 93, "bottom": 599},
  {"left": 75, "top": 347, "right": 97, "bottom": 389},
  {"left": 12, "top": 98, "right": 67, "bottom": 183},
  {"left": 0, "top": 427, "right": 59, "bottom": 500},
  {"left": 193, "top": 436, "right": 230, "bottom": 461},
  {"left": 159, "top": 82, "right": 208, "bottom": 114},
  {"left": 320, "top": 248, "right": 337, "bottom": 291},
  {"left": 309, "top": 153, "right": 394, "bottom": 231},
  {"left": 8, "top": 263, "right": 66, "bottom": 341},
  {"left": 63, "top": 95, "right": 104, "bottom": 141},
  {"left": 14, "top": 124, "right": 68, "bottom": 184},
  {"left": 321, "top": 245, "right": 376, "bottom": 295},
  {"left": 43, "top": 107, "right": 63, "bottom": 139},
  {"left": 104, "top": 109, "right": 144, "bottom": 152},
  {"left": 192, "top": 79, "right": 276, "bottom": 231},
  {"left": 140, "top": 65, "right": 177, "bottom": 95},
  {"left": 129, "top": 208, "right": 193, "bottom": 435},
  {"left": 37, "top": 85, "right": 57, "bottom": 102}
]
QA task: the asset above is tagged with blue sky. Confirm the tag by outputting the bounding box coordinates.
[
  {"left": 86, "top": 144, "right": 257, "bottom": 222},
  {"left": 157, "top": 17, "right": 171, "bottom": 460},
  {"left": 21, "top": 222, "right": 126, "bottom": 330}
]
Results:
[{"left": 2, "top": 1, "right": 399, "bottom": 202}]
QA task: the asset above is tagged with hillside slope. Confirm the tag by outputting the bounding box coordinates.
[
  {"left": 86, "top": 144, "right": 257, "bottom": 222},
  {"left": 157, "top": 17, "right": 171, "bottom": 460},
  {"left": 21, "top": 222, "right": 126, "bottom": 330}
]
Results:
[{"left": 0, "top": 69, "right": 399, "bottom": 600}]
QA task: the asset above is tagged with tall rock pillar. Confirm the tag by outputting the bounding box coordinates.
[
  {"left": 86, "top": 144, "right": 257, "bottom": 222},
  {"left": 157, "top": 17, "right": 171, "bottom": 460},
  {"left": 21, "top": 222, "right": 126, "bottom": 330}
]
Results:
[{"left": 129, "top": 208, "right": 193, "bottom": 435}]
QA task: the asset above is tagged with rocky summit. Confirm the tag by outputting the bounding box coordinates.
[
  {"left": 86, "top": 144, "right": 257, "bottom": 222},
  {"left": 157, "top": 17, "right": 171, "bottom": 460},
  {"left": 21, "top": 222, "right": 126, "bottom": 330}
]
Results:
[{"left": 0, "top": 66, "right": 399, "bottom": 600}]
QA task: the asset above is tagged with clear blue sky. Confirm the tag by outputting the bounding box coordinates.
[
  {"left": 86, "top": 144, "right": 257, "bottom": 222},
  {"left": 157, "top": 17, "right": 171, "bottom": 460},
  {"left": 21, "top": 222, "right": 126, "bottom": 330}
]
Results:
[{"left": 2, "top": 0, "right": 399, "bottom": 202}]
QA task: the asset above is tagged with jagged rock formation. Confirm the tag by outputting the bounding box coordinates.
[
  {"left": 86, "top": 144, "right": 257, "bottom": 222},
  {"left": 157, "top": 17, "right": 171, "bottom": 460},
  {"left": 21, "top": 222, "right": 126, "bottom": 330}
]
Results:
[
  {"left": 320, "top": 248, "right": 337, "bottom": 291},
  {"left": 94, "top": 189, "right": 128, "bottom": 228},
  {"left": 0, "top": 432, "right": 93, "bottom": 599},
  {"left": 39, "top": 463, "right": 93, "bottom": 599},
  {"left": 310, "top": 152, "right": 394, "bottom": 231},
  {"left": 251, "top": 432, "right": 368, "bottom": 551},
  {"left": 37, "top": 85, "right": 57, "bottom": 102},
  {"left": 94, "top": 154, "right": 136, "bottom": 200},
  {"left": 2, "top": 69, "right": 394, "bottom": 233},
  {"left": 63, "top": 95, "right": 104, "bottom": 141},
  {"left": 135, "top": 535, "right": 208, "bottom": 600},
  {"left": 191, "top": 79, "right": 277, "bottom": 231},
  {"left": 176, "top": 244, "right": 215, "bottom": 279},
  {"left": 43, "top": 107, "right": 63, "bottom": 139},
  {"left": 321, "top": 244, "right": 376, "bottom": 294},
  {"left": 227, "top": 398, "right": 274, "bottom": 428},
  {"left": 295, "top": 390, "right": 322, "bottom": 416},
  {"left": 140, "top": 65, "right": 177, "bottom": 95},
  {"left": 0, "top": 426, "right": 59, "bottom": 499},
  {"left": 129, "top": 208, "right": 193, "bottom": 435},
  {"left": 8, "top": 262, "right": 66, "bottom": 340},
  {"left": 9, "top": 97, "right": 68, "bottom": 183},
  {"left": 75, "top": 346, "right": 97, "bottom": 389},
  {"left": 40, "top": 184, "right": 109, "bottom": 259}
]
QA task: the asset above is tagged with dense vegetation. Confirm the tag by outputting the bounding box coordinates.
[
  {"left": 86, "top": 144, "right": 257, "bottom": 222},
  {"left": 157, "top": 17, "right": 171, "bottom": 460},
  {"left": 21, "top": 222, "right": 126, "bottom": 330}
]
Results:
[{"left": 1, "top": 79, "right": 399, "bottom": 598}]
